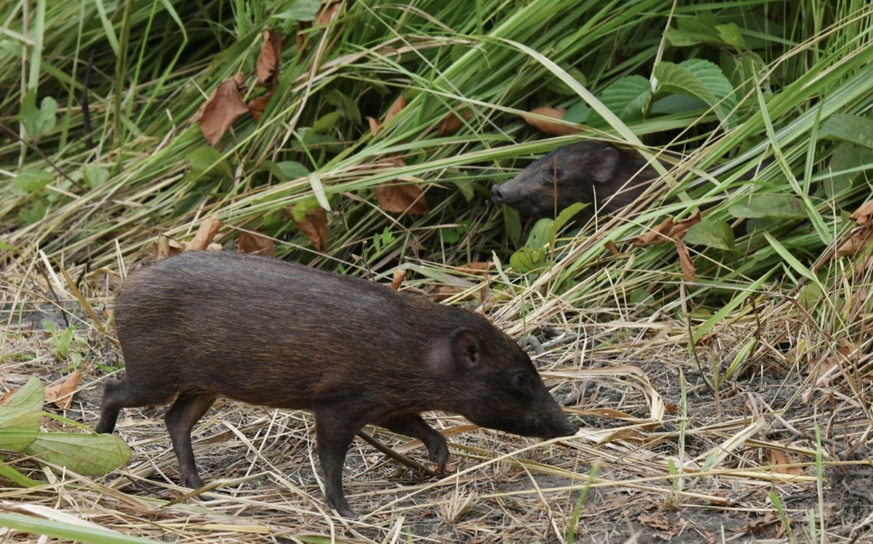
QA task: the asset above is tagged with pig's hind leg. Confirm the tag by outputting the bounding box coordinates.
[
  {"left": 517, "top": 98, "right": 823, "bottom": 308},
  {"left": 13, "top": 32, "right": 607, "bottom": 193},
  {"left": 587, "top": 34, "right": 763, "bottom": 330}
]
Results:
[
  {"left": 164, "top": 392, "right": 217, "bottom": 489},
  {"left": 315, "top": 405, "right": 365, "bottom": 518},
  {"left": 95, "top": 377, "right": 172, "bottom": 434},
  {"left": 381, "top": 414, "right": 449, "bottom": 473}
]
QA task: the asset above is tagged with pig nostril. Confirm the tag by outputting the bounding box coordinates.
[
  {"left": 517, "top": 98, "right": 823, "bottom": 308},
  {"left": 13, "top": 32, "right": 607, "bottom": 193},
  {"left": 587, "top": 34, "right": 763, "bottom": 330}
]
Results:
[{"left": 491, "top": 185, "right": 504, "bottom": 203}]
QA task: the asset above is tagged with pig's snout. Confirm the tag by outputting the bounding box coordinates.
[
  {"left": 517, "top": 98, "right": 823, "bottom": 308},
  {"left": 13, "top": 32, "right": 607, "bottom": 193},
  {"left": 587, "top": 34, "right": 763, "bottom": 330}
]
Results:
[{"left": 491, "top": 184, "right": 506, "bottom": 204}]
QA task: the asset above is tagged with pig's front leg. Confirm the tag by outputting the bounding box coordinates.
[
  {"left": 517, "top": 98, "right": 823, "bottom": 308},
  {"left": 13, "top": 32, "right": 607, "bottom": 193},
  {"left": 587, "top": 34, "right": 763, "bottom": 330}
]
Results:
[
  {"left": 315, "top": 406, "right": 363, "bottom": 518},
  {"left": 381, "top": 414, "right": 449, "bottom": 474}
]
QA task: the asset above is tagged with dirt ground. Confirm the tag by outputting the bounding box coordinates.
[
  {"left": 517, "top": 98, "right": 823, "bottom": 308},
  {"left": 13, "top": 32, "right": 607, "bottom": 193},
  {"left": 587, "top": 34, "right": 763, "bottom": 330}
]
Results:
[{"left": 2, "top": 297, "right": 873, "bottom": 543}]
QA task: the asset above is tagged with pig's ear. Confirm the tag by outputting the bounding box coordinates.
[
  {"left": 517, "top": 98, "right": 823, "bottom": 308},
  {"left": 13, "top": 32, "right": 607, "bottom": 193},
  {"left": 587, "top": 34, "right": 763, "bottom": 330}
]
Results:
[
  {"left": 592, "top": 146, "right": 620, "bottom": 183},
  {"left": 451, "top": 328, "right": 480, "bottom": 370}
]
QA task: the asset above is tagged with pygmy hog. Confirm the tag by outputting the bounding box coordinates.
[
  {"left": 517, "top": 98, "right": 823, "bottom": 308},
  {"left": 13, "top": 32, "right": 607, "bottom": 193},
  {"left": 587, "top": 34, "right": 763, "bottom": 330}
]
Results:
[
  {"left": 491, "top": 141, "right": 659, "bottom": 224},
  {"left": 96, "top": 251, "right": 576, "bottom": 517}
]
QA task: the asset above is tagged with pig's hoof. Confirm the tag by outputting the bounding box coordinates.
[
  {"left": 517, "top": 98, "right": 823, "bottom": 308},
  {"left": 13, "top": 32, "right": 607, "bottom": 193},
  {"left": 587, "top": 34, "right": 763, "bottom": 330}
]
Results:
[
  {"left": 427, "top": 440, "right": 450, "bottom": 474},
  {"left": 332, "top": 503, "right": 357, "bottom": 518}
]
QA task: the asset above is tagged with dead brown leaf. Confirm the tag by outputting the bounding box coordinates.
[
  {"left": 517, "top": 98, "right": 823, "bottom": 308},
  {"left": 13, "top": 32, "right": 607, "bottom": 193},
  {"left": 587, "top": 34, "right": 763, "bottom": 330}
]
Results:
[
  {"left": 744, "top": 512, "right": 783, "bottom": 538},
  {"left": 316, "top": 0, "right": 343, "bottom": 25},
  {"left": 850, "top": 199, "right": 873, "bottom": 225},
  {"left": 428, "top": 285, "right": 463, "bottom": 302},
  {"left": 375, "top": 181, "right": 429, "bottom": 216},
  {"left": 633, "top": 217, "right": 675, "bottom": 247},
  {"left": 522, "top": 106, "right": 581, "bottom": 136},
  {"left": 604, "top": 240, "right": 620, "bottom": 256},
  {"left": 257, "top": 30, "right": 283, "bottom": 86},
  {"left": 0, "top": 388, "right": 17, "bottom": 405},
  {"left": 456, "top": 262, "right": 493, "bottom": 275},
  {"left": 368, "top": 95, "right": 407, "bottom": 135},
  {"left": 371, "top": 157, "right": 429, "bottom": 216},
  {"left": 836, "top": 225, "right": 873, "bottom": 257},
  {"left": 366, "top": 116, "right": 380, "bottom": 134},
  {"left": 155, "top": 236, "right": 185, "bottom": 260},
  {"left": 438, "top": 109, "right": 474, "bottom": 136},
  {"left": 44, "top": 369, "right": 82, "bottom": 410},
  {"left": 296, "top": 21, "right": 311, "bottom": 55},
  {"left": 638, "top": 515, "right": 677, "bottom": 535},
  {"left": 767, "top": 448, "right": 804, "bottom": 476},
  {"left": 199, "top": 74, "right": 249, "bottom": 146},
  {"left": 667, "top": 210, "right": 701, "bottom": 239},
  {"left": 286, "top": 207, "right": 328, "bottom": 252},
  {"left": 187, "top": 217, "right": 223, "bottom": 251},
  {"left": 390, "top": 269, "right": 406, "bottom": 290},
  {"left": 677, "top": 240, "right": 695, "bottom": 282},
  {"left": 238, "top": 230, "right": 276, "bottom": 257},
  {"left": 206, "top": 243, "right": 222, "bottom": 251},
  {"left": 248, "top": 92, "right": 272, "bottom": 123}
]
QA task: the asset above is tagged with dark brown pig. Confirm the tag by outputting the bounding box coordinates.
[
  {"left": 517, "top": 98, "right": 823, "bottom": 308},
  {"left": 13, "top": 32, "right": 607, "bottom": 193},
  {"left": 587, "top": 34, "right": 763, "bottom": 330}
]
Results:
[
  {"left": 95, "top": 251, "right": 576, "bottom": 517},
  {"left": 491, "top": 141, "right": 660, "bottom": 224}
]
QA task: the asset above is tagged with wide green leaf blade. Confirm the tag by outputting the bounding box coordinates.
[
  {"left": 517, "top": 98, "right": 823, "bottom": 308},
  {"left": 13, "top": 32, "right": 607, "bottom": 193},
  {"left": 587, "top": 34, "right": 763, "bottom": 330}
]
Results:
[
  {"left": 22, "top": 433, "right": 131, "bottom": 476},
  {"left": 819, "top": 113, "right": 873, "bottom": 150},
  {"left": 729, "top": 194, "right": 807, "bottom": 219},
  {"left": 684, "top": 220, "right": 735, "bottom": 250},
  {"left": 0, "top": 377, "right": 43, "bottom": 452}
]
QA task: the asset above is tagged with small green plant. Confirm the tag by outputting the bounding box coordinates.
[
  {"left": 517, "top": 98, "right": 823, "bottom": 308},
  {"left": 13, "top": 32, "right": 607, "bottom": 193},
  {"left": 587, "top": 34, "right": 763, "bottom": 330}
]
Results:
[{"left": 44, "top": 322, "right": 77, "bottom": 362}]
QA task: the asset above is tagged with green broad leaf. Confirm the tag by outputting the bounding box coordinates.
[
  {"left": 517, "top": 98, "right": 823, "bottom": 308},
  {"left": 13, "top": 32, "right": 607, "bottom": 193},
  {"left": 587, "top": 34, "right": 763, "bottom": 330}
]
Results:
[
  {"left": 451, "top": 178, "right": 475, "bottom": 202},
  {"left": 311, "top": 111, "right": 343, "bottom": 133},
  {"left": 600, "top": 75, "right": 651, "bottom": 122},
  {"left": 440, "top": 228, "right": 461, "bottom": 244},
  {"left": 17, "top": 199, "right": 48, "bottom": 225},
  {"left": 275, "top": 160, "right": 311, "bottom": 180},
  {"left": 526, "top": 217, "right": 555, "bottom": 248},
  {"left": 588, "top": 75, "right": 651, "bottom": 127},
  {"left": 289, "top": 197, "right": 321, "bottom": 222},
  {"left": 186, "top": 147, "right": 233, "bottom": 182},
  {"left": 325, "top": 90, "right": 362, "bottom": 125},
  {"left": 0, "top": 240, "right": 14, "bottom": 252},
  {"left": 729, "top": 194, "right": 807, "bottom": 219},
  {"left": 509, "top": 247, "right": 547, "bottom": 274},
  {"left": 258, "top": 160, "right": 287, "bottom": 182},
  {"left": 650, "top": 94, "right": 708, "bottom": 114},
  {"left": 272, "top": 0, "right": 320, "bottom": 21},
  {"left": 654, "top": 59, "right": 737, "bottom": 128},
  {"left": 665, "top": 12, "right": 721, "bottom": 46},
  {"left": 819, "top": 113, "right": 873, "bottom": 150},
  {"left": 562, "top": 101, "right": 590, "bottom": 124},
  {"left": 825, "top": 143, "right": 873, "bottom": 198},
  {"left": 683, "top": 220, "right": 735, "bottom": 250},
  {"left": 18, "top": 89, "right": 57, "bottom": 141},
  {"left": 0, "top": 377, "right": 43, "bottom": 452},
  {"left": 13, "top": 170, "right": 53, "bottom": 193},
  {"left": 798, "top": 282, "right": 823, "bottom": 310},
  {"left": 82, "top": 166, "right": 109, "bottom": 189},
  {"left": 502, "top": 205, "right": 522, "bottom": 247},
  {"left": 23, "top": 432, "right": 131, "bottom": 476},
  {"left": 716, "top": 23, "right": 747, "bottom": 50},
  {"left": 630, "top": 287, "right": 654, "bottom": 306},
  {"left": 554, "top": 202, "right": 587, "bottom": 233}
]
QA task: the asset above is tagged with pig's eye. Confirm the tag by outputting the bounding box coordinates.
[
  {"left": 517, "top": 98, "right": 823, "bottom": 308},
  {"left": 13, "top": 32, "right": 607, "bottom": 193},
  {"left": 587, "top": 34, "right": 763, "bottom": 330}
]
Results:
[
  {"left": 513, "top": 372, "right": 533, "bottom": 396},
  {"left": 542, "top": 168, "right": 563, "bottom": 184}
]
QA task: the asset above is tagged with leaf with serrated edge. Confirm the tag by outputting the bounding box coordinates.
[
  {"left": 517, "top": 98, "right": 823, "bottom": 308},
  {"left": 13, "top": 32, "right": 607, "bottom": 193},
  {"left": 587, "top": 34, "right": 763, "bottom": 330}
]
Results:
[
  {"left": 654, "top": 59, "right": 736, "bottom": 128},
  {"left": 684, "top": 220, "right": 735, "bottom": 250}
]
